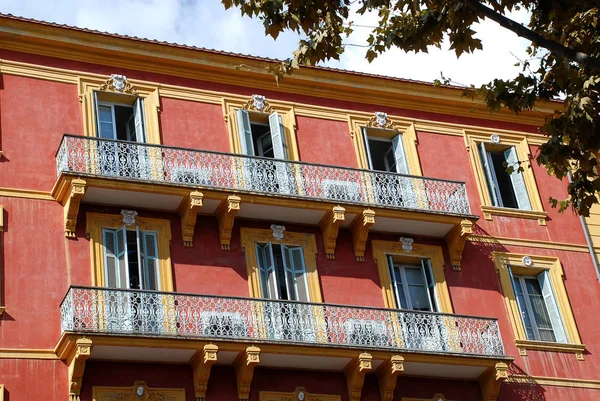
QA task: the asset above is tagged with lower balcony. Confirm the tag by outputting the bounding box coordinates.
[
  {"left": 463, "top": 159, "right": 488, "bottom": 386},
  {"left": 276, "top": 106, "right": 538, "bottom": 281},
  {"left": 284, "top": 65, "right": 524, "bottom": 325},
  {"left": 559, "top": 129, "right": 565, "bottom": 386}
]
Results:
[{"left": 58, "top": 286, "right": 511, "bottom": 401}]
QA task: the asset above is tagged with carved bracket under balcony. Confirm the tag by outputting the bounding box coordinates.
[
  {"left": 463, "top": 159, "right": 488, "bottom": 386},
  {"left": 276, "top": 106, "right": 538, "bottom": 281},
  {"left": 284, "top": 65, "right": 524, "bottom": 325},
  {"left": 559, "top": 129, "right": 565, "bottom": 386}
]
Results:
[
  {"left": 234, "top": 346, "right": 260, "bottom": 401},
  {"left": 351, "top": 210, "right": 375, "bottom": 261},
  {"left": 376, "top": 355, "right": 404, "bottom": 401},
  {"left": 445, "top": 219, "right": 474, "bottom": 271},
  {"left": 68, "top": 337, "right": 93, "bottom": 401},
  {"left": 63, "top": 179, "right": 87, "bottom": 238},
  {"left": 192, "top": 344, "right": 218, "bottom": 401},
  {"left": 320, "top": 206, "right": 345, "bottom": 259},
  {"left": 344, "top": 352, "right": 372, "bottom": 401},
  {"left": 478, "top": 362, "right": 509, "bottom": 401},
  {"left": 217, "top": 195, "right": 241, "bottom": 250},
  {"left": 178, "top": 191, "right": 204, "bottom": 247}
]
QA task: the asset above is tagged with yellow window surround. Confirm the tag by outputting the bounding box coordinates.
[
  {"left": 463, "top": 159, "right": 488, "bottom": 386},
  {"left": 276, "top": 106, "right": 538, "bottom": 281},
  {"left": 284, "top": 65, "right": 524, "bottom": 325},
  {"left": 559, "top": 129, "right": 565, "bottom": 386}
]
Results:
[
  {"left": 240, "top": 228, "right": 322, "bottom": 302},
  {"left": 371, "top": 240, "right": 453, "bottom": 313},
  {"left": 85, "top": 212, "right": 173, "bottom": 291},
  {"left": 223, "top": 95, "right": 300, "bottom": 161},
  {"left": 78, "top": 75, "right": 162, "bottom": 145},
  {"left": 93, "top": 382, "right": 185, "bottom": 401},
  {"left": 260, "top": 387, "right": 341, "bottom": 401},
  {"left": 348, "top": 112, "right": 421, "bottom": 175},
  {"left": 0, "top": 205, "right": 4, "bottom": 316},
  {"left": 464, "top": 130, "right": 547, "bottom": 225},
  {"left": 493, "top": 252, "right": 585, "bottom": 360}
]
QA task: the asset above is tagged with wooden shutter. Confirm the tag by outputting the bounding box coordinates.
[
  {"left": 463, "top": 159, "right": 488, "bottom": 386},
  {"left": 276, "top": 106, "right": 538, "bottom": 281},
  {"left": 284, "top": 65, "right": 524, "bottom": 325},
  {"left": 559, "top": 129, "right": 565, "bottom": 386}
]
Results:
[
  {"left": 137, "top": 227, "right": 159, "bottom": 291},
  {"left": 236, "top": 109, "right": 254, "bottom": 155},
  {"left": 103, "top": 227, "right": 128, "bottom": 289},
  {"left": 256, "top": 243, "right": 277, "bottom": 299},
  {"left": 133, "top": 98, "right": 146, "bottom": 143},
  {"left": 422, "top": 259, "right": 438, "bottom": 312},
  {"left": 282, "top": 245, "right": 310, "bottom": 302},
  {"left": 362, "top": 128, "right": 374, "bottom": 169},
  {"left": 419, "top": 260, "right": 435, "bottom": 312},
  {"left": 479, "top": 142, "right": 501, "bottom": 206},
  {"left": 93, "top": 91, "right": 101, "bottom": 137},
  {"left": 392, "top": 134, "right": 409, "bottom": 174},
  {"left": 508, "top": 267, "right": 531, "bottom": 338},
  {"left": 269, "top": 112, "right": 287, "bottom": 160},
  {"left": 504, "top": 146, "right": 532, "bottom": 210},
  {"left": 537, "top": 270, "right": 568, "bottom": 343}
]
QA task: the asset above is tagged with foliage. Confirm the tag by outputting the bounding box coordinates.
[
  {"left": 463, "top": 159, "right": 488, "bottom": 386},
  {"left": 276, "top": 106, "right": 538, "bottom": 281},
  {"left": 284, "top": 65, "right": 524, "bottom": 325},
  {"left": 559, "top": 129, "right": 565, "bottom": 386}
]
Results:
[{"left": 222, "top": 0, "right": 600, "bottom": 215}]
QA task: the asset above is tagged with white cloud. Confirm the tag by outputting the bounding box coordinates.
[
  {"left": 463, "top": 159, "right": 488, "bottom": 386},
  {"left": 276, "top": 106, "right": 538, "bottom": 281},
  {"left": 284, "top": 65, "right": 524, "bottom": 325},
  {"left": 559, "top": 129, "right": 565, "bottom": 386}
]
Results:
[{"left": 0, "top": 0, "right": 534, "bottom": 85}]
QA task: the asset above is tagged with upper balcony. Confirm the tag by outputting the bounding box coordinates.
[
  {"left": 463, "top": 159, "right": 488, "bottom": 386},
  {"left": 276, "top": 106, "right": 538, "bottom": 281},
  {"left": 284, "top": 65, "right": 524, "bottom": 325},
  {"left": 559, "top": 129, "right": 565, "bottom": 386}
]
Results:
[{"left": 54, "top": 135, "right": 476, "bottom": 265}]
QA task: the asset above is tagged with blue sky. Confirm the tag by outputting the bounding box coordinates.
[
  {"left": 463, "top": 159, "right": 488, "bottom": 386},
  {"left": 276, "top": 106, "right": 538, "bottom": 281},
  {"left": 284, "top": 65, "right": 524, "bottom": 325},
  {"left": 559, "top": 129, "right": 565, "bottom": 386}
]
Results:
[{"left": 0, "top": 0, "right": 533, "bottom": 85}]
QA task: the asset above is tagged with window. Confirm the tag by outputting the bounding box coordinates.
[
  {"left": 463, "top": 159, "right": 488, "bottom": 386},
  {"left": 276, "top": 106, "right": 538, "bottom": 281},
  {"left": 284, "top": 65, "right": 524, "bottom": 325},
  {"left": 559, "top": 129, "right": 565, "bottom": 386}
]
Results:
[
  {"left": 256, "top": 242, "right": 310, "bottom": 302},
  {"left": 494, "top": 253, "right": 585, "bottom": 359},
  {"left": 479, "top": 143, "right": 531, "bottom": 210},
  {"left": 363, "top": 131, "right": 409, "bottom": 174},
  {"left": 236, "top": 110, "right": 287, "bottom": 159},
  {"left": 510, "top": 272, "right": 566, "bottom": 343},
  {"left": 86, "top": 213, "right": 173, "bottom": 291},
  {"left": 102, "top": 226, "right": 159, "bottom": 290},
  {"left": 388, "top": 258, "right": 438, "bottom": 312},
  {"left": 95, "top": 97, "right": 146, "bottom": 143}
]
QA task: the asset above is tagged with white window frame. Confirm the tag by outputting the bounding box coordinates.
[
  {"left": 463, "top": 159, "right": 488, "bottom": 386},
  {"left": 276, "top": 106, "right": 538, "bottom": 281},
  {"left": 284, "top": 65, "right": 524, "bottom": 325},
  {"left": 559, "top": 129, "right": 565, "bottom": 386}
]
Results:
[
  {"left": 255, "top": 242, "right": 310, "bottom": 302},
  {"left": 387, "top": 256, "right": 438, "bottom": 312}
]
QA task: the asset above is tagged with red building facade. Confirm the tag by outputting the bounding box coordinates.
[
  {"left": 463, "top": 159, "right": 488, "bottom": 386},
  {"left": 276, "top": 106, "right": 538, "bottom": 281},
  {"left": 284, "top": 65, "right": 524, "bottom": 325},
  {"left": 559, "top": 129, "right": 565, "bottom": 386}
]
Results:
[{"left": 1, "top": 14, "right": 599, "bottom": 401}]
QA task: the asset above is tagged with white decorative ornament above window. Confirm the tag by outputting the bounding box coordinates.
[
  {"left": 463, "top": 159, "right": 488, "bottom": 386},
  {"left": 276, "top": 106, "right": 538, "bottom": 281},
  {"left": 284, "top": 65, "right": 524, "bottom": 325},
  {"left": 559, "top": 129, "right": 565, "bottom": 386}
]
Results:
[
  {"left": 399, "top": 237, "right": 414, "bottom": 252},
  {"left": 297, "top": 391, "right": 305, "bottom": 401},
  {"left": 99, "top": 74, "right": 137, "bottom": 94},
  {"left": 121, "top": 209, "right": 138, "bottom": 226},
  {"left": 374, "top": 111, "right": 389, "bottom": 128},
  {"left": 252, "top": 94, "right": 266, "bottom": 111},
  {"left": 490, "top": 134, "right": 501, "bottom": 144},
  {"left": 111, "top": 74, "right": 127, "bottom": 92},
  {"left": 271, "top": 224, "right": 286, "bottom": 240},
  {"left": 522, "top": 255, "right": 533, "bottom": 266},
  {"left": 136, "top": 385, "right": 145, "bottom": 397}
]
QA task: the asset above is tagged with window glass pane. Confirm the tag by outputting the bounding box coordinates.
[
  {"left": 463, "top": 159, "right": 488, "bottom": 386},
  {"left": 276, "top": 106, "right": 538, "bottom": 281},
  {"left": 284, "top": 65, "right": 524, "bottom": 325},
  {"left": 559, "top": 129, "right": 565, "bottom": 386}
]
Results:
[
  {"left": 290, "top": 247, "right": 309, "bottom": 302},
  {"left": 489, "top": 150, "right": 518, "bottom": 208},
  {"left": 144, "top": 233, "right": 159, "bottom": 290},
  {"left": 392, "top": 266, "right": 408, "bottom": 309},
  {"left": 98, "top": 105, "right": 114, "bottom": 139},
  {"left": 126, "top": 230, "right": 140, "bottom": 289},
  {"left": 513, "top": 277, "right": 536, "bottom": 340},
  {"left": 384, "top": 146, "right": 397, "bottom": 172},
  {"left": 272, "top": 244, "right": 289, "bottom": 300},
  {"left": 525, "top": 278, "right": 556, "bottom": 342},
  {"left": 407, "top": 284, "right": 431, "bottom": 311},
  {"left": 404, "top": 267, "right": 425, "bottom": 286}
]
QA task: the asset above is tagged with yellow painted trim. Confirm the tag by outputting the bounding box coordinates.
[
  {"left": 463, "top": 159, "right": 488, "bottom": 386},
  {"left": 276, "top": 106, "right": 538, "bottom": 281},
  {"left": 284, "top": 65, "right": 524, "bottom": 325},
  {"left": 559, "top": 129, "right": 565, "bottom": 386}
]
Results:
[
  {"left": 0, "top": 205, "right": 3, "bottom": 231},
  {"left": 93, "top": 385, "right": 186, "bottom": 401},
  {"left": 260, "top": 388, "right": 341, "bottom": 401},
  {"left": 0, "top": 349, "right": 59, "bottom": 359},
  {"left": 493, "top": 252, "right": 584, "bottom": 356},
  {"left": 85, "top": 212, "right": 173, "bottom": 291},
  {"left": 348, "top": 114, "right": 422, "bottom": 175},
  {"left": 464, "top": 130, "right": 546, "bottom": 224},
  {"left": 78, "top": 76, "right": 162, "bottom": 145},
  {"left": 239, "top": 228, "right": 322, "bottom": 302},
  {"left": 469, "top": 235, "right": 590, "bottom": 253},
  {"left": 0, "top": 384, "right": 3, "bottom": 401},
  {"left": 0, "top": 187, "right": 55, "bottom": 201},
  {"left": 371, "top": 240, "right": 453, "bottom": 313},
  {"left": 507, "top": 375, "right": 600, "bottom": 389},
  {"left": 222, "top": 96, "right": 300, "bottom": 160}
]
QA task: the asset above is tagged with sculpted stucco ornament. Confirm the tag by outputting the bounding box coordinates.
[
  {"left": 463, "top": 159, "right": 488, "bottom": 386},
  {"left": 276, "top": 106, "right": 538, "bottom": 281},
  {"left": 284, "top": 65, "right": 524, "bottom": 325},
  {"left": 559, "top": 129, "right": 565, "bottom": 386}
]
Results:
[
  {"left": 399, "top": 237, "right": 414, "bottom": 252},
  {"left": 490, "top": 134, "right": 501, "bottom": 144},
  {"left": 366, "top": 111, "right": 397, "bottom": 131},
  {"left": 243, "top": 94, "right": 274, "bottom": 113},
  {"left": 522, "top": 255, "right": 533, "bottom": 266},
  {"left": 271, "top": 224, "right": 286, "bottom": 240},
  {"left": 99, "top": 74, "right": 138, "bottom": 94},
  {"left": 121, "top": 209, "right": 138, "bottom": 226}
]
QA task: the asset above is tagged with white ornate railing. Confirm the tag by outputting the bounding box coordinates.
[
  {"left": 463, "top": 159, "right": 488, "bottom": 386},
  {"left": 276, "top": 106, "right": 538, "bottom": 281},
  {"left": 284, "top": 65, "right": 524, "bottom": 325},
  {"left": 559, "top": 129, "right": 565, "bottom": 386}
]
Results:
[
  {"left": 56, "top": 135, "right": 472, "bottom": 215},
  {"left": 60, "top": 287, "right": 505, "bottom": 357}
]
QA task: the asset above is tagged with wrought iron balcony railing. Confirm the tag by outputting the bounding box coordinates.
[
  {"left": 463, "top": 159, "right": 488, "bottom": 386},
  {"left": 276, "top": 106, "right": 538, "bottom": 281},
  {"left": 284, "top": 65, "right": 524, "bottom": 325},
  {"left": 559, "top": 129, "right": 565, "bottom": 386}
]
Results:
[
  {"left": 60, "top": 287, "right": 505, "bottom": 357},
  {"left": 56, "top": 135, "right": 472, "bottom": 216}
]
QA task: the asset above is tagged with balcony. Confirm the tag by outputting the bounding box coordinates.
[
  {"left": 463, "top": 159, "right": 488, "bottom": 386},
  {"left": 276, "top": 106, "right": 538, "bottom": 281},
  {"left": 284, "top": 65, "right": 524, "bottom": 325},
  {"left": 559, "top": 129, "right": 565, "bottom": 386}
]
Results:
[
  {"left": 54, "top": 135, "right": 476, "bottom": 264},
  {"left": 61, "top": 286, "right": 504, "bottom": 357}
]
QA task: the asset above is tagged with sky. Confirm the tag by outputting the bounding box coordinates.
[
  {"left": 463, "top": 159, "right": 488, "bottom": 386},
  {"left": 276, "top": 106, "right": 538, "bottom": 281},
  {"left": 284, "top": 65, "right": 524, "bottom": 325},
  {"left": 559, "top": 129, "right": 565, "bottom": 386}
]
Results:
[{"left": 0, "top": 0, "right": 534, "bottom": 86}]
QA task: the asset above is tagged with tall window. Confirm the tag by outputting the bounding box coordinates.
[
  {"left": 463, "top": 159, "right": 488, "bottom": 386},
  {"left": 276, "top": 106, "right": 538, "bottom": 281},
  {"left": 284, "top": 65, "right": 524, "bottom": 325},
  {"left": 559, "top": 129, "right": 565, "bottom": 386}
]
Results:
[
  {"left": 102, "top": 226, "right": 159, "bottom": 291},
  {"left": 255, "top": 242, "right": 309, "bottom": 302},
  {"left": 363, "top": 130, "right": 409, "bottom": 174},
  {"left": 479, "top": 143, "right": 531, "bottom": 210},
  {"left": 95, "top": 93, "right": 146, "bottom": 143},
  {"left": 237, "top": 110, "right": 287, "bottom": 159},
  {"left": 387, "top": 257, "right": 438, "bottom": 312},
  {"left": 510, "top": 269, "right": 567, "bottom": 343}
]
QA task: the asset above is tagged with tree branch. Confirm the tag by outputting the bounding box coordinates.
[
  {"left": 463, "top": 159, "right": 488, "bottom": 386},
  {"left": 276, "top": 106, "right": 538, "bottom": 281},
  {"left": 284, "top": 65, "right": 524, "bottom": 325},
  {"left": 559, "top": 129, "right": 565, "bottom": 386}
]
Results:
[{"left": 461, "top": 0, "right": 600, "bottom": 71}]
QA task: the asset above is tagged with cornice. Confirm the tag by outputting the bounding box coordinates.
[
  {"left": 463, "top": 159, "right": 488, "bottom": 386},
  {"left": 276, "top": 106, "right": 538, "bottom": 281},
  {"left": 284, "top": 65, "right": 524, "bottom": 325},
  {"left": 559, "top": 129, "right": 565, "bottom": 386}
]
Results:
[{"left": 0, "top": 16, "right": 556, "bottom": 126}]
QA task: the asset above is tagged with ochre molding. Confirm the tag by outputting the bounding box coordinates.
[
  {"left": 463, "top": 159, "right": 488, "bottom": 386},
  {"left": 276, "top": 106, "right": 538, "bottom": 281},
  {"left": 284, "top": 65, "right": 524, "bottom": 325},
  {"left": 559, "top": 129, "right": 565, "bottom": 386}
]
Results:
[
  {"left": 92, "top": 381, "right": 185, "bottom": 401},
  {"left": 192, "top": 344, "right": 218, "bottom": 401},
  {"left": 0, "top": 205, "right": 3, "bottom": 232},
  {"left": 0, "top": 348, "right": 59, "bottom": 359},
  {"left": 178, "top": 191, "right": 204, "bottom": 247},
  {"left": 344, "top": 353, "right": 372, "bottom": 401},
  {"left": 319, "top": 206, "right": 345, "bottom": 259},
  {"left": 371, "top": 240, "right": 453, "bottom": 313},
  {"left": 67, "top": 337, "right": 93, "bottom": 401},
  {"left": 350, "top": 209, "right": 375, "bottom": 261},
  {"left": 507, "top": 375, "right": 600, "bottom": 390},
  {"left": 234, "top": 346, "right": 260, "bottom": 401},
  {"left": 481, "top": 205, "right": 547, "bottom": 225},
  {"left": 478, "top": 362, "right": 508, "bottom": 401},
  {"left": 217, "top": 195, "right": 241, "bottom": 250},
  {"left": 493, "top": 252, "right": 584, "bottom": 360},
  {"left": 260, "top": 387, "right": 341, "bottom": 401},
  {"left": 0, "top": 187, "right": 55, "bottom": 201},
  {"left": 85, "top": 212, "right": 173, "bottom": 291},
  {"left": 444, "top": 219, "right": 474, "bottom": 270},
  {"left": 240, "top": 228, "right": 322, "bottom": 302},
  {"left": 63, "top": 178, "right": 86, "bottom": 238},
  {"left": 468, "top": 235, "right": 590, "bottom": 253},
  {"left": 376, "top": 355, "right": 404, "bottom": 401}
]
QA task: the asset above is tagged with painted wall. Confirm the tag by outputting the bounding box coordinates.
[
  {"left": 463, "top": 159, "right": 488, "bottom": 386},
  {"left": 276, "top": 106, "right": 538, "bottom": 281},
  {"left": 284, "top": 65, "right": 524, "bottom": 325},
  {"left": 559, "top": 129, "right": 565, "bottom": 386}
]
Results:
[{"left": 0, "top": 359, "right": 68, "bottom": 401}]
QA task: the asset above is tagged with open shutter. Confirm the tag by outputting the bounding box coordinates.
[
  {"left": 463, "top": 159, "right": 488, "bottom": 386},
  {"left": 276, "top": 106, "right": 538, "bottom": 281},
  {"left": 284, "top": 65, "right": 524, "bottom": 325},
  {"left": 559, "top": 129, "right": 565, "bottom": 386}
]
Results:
[
  {"left": 537, "top": 270, "right": 568, "bottom": 343},
  {"left": 422, "top": 259, "right": 438, "bottom": 312},
  {"left": 504, "top": 146, "right": 532, "bottom": 210},
  {"left": 256, "top": 243, "right": 277, "bottom": 299},
  {"left": 133, "top": 98, "right": 146, "bottom": 143},
  {"left": 269, "top": 112, "right": 287, "bottom": 160},
  {"left": 479, "top": 142, "right": 501, "bottom": 206},
  {"left": 283, "top": 245, "right": 310, "bottom": 302},
  {"left": 135, "top": 226, "right": 146, "bottom": 290},
  {"left": 103, "top": 227, "right": 128, "bottom": 289},
  {"left": 392, "top": 134, "right": 409, "bottom": 174},
  {"left": 508, "top": 267, "right": 532, "bottom": 338},
  {"left": 143, "top": 232, "right": 159, "bottom": 291},
  {"left": 236, "top": 109, "right": 254, "bottom": 155},
  {"left": 93, "top": 91, "right": 101, "bottom": 137},
  {"left": 362, "top": 128, "right": 374, "bottom": 169}
]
